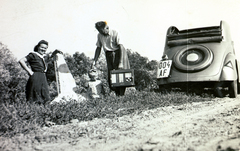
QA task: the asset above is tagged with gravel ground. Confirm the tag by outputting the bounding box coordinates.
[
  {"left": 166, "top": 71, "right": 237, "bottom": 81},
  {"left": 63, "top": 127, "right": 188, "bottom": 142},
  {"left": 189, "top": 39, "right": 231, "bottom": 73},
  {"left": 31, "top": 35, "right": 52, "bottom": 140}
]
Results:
[{"left": 1, "top": 96, "right": 240, "bottom": 151}]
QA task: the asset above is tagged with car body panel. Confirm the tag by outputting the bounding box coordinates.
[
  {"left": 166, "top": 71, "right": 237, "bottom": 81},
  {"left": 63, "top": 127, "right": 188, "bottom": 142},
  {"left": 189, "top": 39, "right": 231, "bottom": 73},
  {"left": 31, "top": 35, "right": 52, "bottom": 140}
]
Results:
[
  {"left": 158, "top": 42, "right": 236, "bottom": 84},
  {"left": 220, "top": 53, "right": 238, "bottom": 81}
]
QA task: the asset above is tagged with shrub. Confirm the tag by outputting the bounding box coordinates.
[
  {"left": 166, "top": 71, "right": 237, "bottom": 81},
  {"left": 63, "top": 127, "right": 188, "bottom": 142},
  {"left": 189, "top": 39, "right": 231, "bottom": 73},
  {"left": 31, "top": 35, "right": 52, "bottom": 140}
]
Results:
[
  {"left": 64, "top": 52, "right": 92, "bottom": 78},
  {"left": 127, "top": 49, "right": 158, "bottom": 91},
  {"left": 49, "top": 81, "right": 58, "bottom": 100},
  {"left": 0, "top": 42, "right": 28, "bottom": 103}
]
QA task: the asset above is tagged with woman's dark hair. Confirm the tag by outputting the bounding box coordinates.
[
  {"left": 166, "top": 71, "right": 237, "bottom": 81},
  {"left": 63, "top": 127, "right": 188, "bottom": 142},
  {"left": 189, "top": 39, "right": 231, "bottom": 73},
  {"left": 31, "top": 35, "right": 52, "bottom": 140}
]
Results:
[
  {"left": 34, "top": 40, "right": 48, "bottom": 52},
  {"left": 95, "top": 21, "right": 107, "bottom": 31}
]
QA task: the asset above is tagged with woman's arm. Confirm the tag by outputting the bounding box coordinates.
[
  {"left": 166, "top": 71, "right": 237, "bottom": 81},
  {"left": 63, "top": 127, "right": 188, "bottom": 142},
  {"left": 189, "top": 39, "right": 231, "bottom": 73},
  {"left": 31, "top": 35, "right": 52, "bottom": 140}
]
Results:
[{"left": 19, "top": 57, "right": 34, "bottom": 76}]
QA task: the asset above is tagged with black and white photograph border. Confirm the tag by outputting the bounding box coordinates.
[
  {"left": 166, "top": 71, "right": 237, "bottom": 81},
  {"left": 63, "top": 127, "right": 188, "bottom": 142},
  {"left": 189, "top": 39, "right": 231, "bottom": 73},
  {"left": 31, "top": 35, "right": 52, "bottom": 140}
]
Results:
[{"left": 1, "top": 0, "right": 240, "bottom": 151}]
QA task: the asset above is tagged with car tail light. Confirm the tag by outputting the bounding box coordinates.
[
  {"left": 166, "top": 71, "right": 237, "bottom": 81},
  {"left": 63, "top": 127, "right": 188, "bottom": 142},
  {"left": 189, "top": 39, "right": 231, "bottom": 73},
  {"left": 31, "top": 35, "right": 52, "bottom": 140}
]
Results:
[{"left": 224, "top": 61, "right": 233, "bottom": 69}]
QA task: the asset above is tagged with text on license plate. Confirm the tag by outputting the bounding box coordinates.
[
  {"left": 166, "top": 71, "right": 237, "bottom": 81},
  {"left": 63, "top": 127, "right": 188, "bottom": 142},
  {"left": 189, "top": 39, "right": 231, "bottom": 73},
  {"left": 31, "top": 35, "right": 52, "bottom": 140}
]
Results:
[{"left": 157, "top": 60, "right": 172, "bottom": 78}]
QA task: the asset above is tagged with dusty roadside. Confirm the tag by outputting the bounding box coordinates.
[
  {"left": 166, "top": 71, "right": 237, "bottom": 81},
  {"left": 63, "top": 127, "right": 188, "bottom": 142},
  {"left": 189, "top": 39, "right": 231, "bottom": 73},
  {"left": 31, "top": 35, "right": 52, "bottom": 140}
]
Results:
[{"left": 1, "top": 96, "right": 240, "bottom": 151}]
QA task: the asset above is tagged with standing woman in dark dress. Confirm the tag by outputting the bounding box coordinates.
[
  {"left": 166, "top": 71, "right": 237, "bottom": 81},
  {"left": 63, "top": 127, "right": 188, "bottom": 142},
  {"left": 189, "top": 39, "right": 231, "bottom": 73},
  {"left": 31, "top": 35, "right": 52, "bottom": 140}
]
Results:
[{"left": 19, "top": 40, "right": 50, "bottom": 104}]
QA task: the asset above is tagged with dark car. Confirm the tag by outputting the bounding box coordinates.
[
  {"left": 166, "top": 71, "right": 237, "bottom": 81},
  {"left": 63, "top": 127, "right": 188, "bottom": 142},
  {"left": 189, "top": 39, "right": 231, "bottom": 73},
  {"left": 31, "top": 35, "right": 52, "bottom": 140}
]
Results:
[{"left": 157, "top": 21, "right": 240, "bottom": 98}]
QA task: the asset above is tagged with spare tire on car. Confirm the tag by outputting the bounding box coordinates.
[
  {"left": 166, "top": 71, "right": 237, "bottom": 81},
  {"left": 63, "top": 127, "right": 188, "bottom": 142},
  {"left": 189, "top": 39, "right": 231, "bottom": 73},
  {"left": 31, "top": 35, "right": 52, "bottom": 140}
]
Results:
[{"left": 173, "top": 45, "right": 213, "bottom": 72}]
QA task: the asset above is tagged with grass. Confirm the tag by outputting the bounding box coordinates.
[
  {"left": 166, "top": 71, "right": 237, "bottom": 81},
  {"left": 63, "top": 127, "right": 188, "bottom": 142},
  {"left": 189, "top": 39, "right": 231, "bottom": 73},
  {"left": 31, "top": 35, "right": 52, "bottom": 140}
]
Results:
[{"left": 0, "top": 90, "right": 214, "bottom": 137}]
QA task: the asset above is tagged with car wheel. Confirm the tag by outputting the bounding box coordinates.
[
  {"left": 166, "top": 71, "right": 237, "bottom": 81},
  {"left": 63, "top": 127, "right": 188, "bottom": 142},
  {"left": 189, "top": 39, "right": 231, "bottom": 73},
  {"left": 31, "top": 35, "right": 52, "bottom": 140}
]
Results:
[
  {"left": 214, "top": 82, "right": 224, "bottom": 98},
  {"left": 173, "top": 45, "right": 213, "bottom": 72},
  {"left": 228, "top": 80, "right": 238, "bottom": 98},
  {"left": 238, "top": 79, "right": 240, "bottom": 94}
]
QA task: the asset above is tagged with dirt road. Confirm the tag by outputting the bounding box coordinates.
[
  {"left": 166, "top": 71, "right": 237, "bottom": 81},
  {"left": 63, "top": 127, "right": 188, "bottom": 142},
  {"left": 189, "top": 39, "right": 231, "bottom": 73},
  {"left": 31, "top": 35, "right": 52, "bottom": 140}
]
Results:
[{"left": 2, "top": 96, "right": 240, "bottom": 151}]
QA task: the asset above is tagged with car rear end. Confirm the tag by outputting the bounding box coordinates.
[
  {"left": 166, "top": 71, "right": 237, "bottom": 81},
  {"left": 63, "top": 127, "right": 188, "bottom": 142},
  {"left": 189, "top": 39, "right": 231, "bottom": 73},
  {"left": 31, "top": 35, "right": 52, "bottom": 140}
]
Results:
[{"left": 157, "top": 21, "right": 239, "bottom": 97}]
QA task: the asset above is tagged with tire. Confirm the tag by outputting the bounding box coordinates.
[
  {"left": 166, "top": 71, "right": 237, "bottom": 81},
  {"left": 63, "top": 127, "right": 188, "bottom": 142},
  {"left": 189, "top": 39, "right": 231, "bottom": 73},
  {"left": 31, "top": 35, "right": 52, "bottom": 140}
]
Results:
[
  {"left": 173, "top": 45, "right": 213, "bottom": 72},
  {"left": 228, "top": 80, "right": 238, "bottom": 98},
  {"left": 214, "top": 82, "right": 224, "bottom": 98},
  {"left": 238, "top": 79, "right": 240, "bottom": 94}
]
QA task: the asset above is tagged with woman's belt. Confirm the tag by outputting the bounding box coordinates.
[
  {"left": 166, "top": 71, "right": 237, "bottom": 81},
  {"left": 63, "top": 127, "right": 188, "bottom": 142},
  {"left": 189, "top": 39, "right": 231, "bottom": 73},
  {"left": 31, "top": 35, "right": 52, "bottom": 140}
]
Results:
[{"left": 33, "top": 71, "right": 46, "bottom": 73}]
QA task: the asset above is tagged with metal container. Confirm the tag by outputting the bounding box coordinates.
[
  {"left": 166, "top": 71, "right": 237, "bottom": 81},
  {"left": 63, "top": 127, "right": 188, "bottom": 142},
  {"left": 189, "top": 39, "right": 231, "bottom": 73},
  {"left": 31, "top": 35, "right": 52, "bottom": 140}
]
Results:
[{"left": 110, "top": 69, "right": 135, "bottom": 87}]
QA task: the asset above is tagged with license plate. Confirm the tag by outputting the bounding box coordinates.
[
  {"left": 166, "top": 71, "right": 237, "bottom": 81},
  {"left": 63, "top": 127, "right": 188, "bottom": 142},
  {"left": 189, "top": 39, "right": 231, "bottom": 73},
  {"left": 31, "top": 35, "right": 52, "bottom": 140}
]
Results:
[{"left": 157, "top": 60, "right": 172, "bottom": 78}]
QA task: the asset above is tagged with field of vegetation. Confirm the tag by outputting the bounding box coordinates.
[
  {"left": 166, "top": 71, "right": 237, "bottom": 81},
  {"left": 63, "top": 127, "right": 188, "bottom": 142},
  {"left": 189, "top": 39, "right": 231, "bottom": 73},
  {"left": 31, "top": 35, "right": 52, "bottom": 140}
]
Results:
[
  {"left": 1, "top": 89, "right": 214, "bottom": 136},
  {"left": 2, "top": 41, "right": 239, "bottom": 151},
  {"left": 0, "top": 41, "right": 157, "bottom": 134}
]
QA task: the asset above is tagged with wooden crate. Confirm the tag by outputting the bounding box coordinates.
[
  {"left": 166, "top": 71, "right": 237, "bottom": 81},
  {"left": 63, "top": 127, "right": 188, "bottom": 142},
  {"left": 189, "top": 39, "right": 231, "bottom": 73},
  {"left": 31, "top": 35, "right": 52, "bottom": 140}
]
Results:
[{"left": 110, "top": 69, "right": 135, "bottom": 87}]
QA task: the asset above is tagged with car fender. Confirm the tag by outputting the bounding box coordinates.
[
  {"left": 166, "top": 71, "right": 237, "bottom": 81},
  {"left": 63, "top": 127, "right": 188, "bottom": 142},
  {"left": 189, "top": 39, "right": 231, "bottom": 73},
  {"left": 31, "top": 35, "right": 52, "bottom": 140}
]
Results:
[{"left": 220, "top": 53, "right": 237, "bottom": 81}]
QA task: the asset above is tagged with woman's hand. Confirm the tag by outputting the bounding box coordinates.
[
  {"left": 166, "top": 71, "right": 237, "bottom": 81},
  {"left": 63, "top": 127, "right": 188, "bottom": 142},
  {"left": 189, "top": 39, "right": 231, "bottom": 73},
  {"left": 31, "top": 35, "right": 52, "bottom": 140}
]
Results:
[
  {"left": 28, "top": 71, "right": 34, "bottom": 76},
  {"left": 19, "top": 57, "right": 34, "bottom": 76},
  {"left": 51, "top": 49, "right": 63, "bottom": 58}
]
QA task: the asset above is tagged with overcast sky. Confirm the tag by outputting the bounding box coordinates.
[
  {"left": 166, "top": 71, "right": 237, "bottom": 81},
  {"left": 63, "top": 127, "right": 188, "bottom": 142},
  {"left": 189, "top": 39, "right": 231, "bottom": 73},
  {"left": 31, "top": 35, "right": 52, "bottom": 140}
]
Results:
[{"left": 1, "top": 0, "right": 240, "bottom": 61}]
